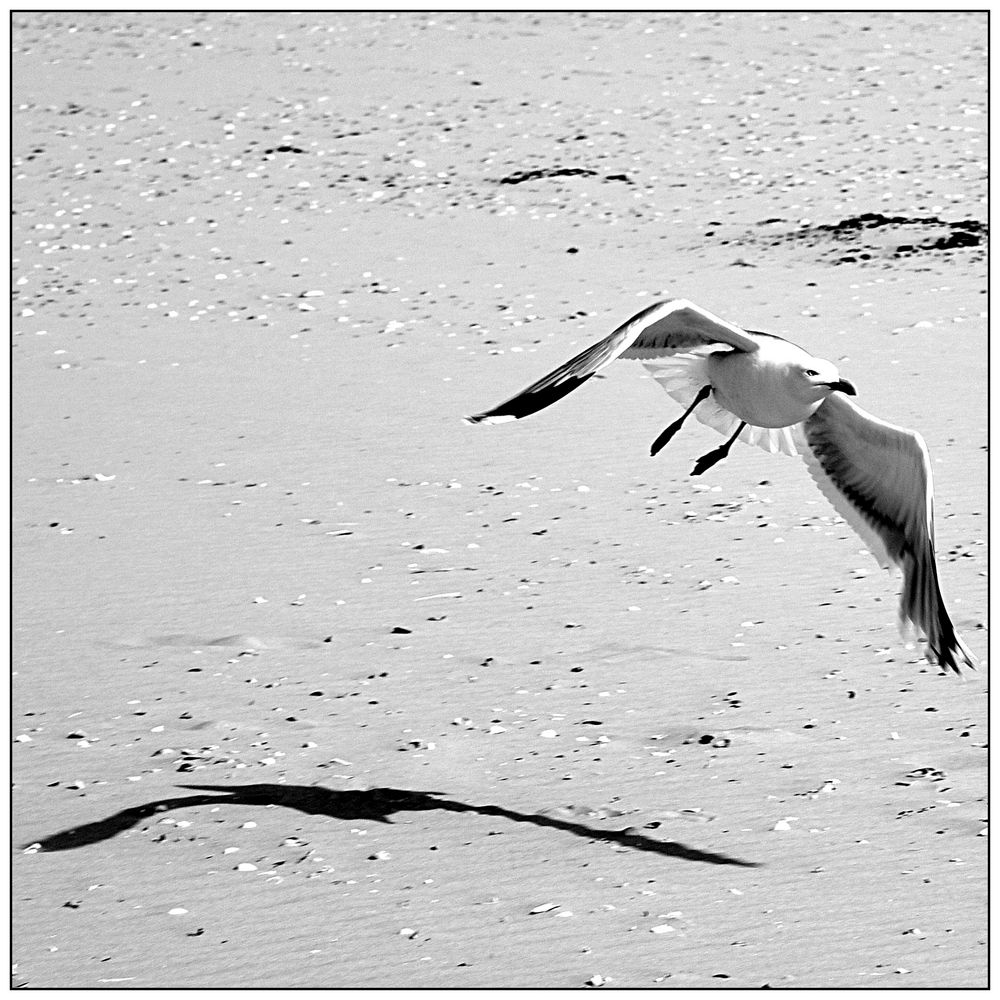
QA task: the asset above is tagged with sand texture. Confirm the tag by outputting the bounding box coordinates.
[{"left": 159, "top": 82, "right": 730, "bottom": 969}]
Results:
[{"left": 13, "top": 11, "right": 987, "bottom": 989}]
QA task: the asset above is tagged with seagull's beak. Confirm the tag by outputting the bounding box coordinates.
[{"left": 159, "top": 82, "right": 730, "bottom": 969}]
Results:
[{"left": 826, "top": 378, "right": 857, "bottom": 396}]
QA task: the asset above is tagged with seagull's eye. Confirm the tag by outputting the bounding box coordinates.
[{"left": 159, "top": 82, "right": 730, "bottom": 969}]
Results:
[{"left": 804, "top": 369, "right": 819, "bottom": 377}]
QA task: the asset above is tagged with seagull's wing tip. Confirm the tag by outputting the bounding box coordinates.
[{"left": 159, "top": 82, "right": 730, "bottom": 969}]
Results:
[
  {"left": 464, "top": 413, "right": 516, "bottom": 426},
  {"left": 901, "top": 615, "right": 979, "bottom": 677},
  {"left": 948, "top": 645, "right": 980, "bottom": 677},
  {"left": 927, "top": 636, "right": 979, "bottom": 677}
]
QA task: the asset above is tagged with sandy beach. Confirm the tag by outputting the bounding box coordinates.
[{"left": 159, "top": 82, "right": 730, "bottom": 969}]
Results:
[{"left": 12, "top": 11, "right": 987, "bottom": 989}]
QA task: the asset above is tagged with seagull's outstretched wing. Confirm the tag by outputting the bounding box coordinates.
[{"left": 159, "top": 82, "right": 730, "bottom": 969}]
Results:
[
  {"left": 466, "top": 298, "right": 760, "bottom": 424},
  {"left": 799, "top": 392, "right": 977, "bottom": 674}
]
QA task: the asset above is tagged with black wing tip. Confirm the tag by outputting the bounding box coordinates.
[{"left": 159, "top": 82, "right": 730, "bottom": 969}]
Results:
[
  {"left": 930, "top": 637, "right": 978, "bottom": 677},
  {"left": 464, "top": 373, "right": 594, "bottom": 427},
  {"left": 943, "top": 651, "right": 978, "bottom": 677},
  {"left": 464, "top": 410, "right": 516, "bottom": 425}
]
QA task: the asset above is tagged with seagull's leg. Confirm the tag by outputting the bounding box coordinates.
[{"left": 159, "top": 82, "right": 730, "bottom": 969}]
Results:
[
  {"left": 650, "top": 384, "right": 712, "bottom": 457},
  {"left": 690, "top": 421, "right": 747, "bottom": 476}
]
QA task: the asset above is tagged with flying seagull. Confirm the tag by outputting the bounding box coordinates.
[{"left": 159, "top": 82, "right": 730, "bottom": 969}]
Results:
[{"left": 466, "top": 298, "right": 978, "bottom": 675}]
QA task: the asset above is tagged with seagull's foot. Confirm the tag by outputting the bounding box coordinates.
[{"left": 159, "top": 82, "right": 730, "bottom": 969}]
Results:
[
  {"left": 650, "top": 418, "right": 686, "bottom": 457},
  {"left": 690, "top": 447, "right": 730, "bottom": 476},
  {"left": 650, "top": 385, "right": 713, "bottom": 457}
]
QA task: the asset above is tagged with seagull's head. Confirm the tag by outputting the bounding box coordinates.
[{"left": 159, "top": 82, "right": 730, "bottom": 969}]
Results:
[{"left": 793, "top": 358, "right": 858, "bottom": 403}]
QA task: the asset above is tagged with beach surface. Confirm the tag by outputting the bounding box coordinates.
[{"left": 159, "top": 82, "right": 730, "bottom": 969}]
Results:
[{"left": 12, "top": 11, "right": 987, "bottom": 989}]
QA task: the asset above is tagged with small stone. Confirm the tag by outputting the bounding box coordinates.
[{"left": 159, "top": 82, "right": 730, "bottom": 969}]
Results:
[{"left": 168, "top": 907, "right": 189, "bottom": 916}]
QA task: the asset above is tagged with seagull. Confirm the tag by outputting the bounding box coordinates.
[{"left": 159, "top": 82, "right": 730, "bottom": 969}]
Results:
[{"left": 466, "top": 298, "right": 978, "bottom": 675}]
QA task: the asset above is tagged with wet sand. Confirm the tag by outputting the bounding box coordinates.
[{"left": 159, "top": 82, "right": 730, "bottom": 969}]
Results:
[{"left": 12, "top": 11, "right": 987, "bottom": 989}]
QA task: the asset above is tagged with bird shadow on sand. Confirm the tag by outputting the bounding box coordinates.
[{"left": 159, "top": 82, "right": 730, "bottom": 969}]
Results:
[{"left": 24, "top": 783, "right": 759, "bottom": 868}]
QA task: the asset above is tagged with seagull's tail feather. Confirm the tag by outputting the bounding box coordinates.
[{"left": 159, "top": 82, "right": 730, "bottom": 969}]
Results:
[
  {"left": 643, "top": 354, "right": 802, "bottom": 457},
  {"left": 743, "top": 424, "right": 800, "bottom": 455}
]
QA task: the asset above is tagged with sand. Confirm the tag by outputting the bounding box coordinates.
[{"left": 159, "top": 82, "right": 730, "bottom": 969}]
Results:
[{"left": 12, "top": 11, "right": 987, "bottom": 990}]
